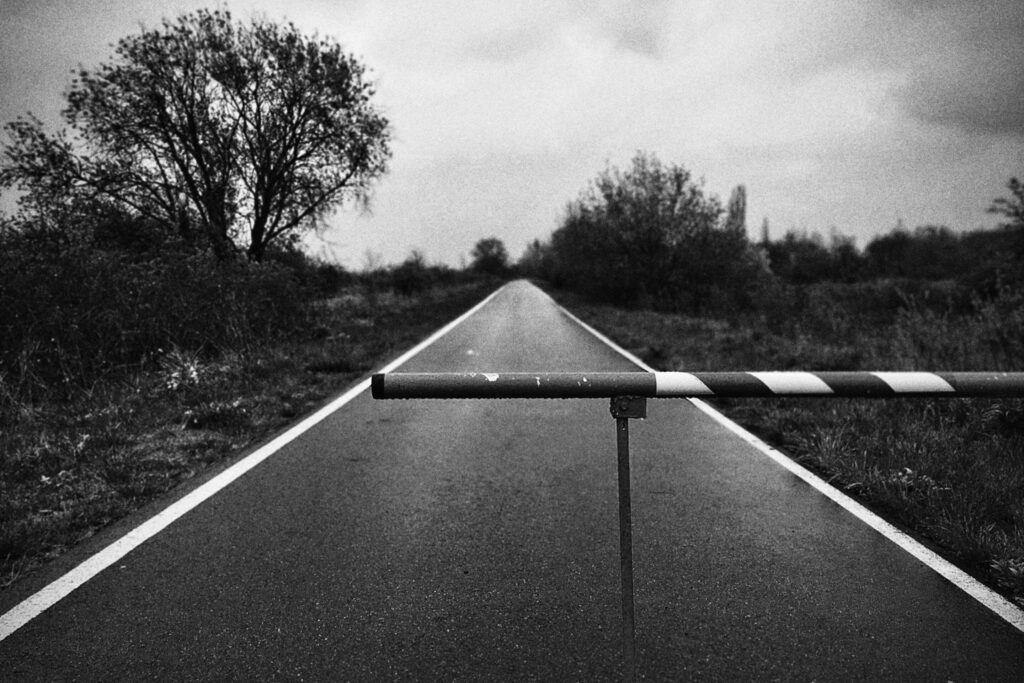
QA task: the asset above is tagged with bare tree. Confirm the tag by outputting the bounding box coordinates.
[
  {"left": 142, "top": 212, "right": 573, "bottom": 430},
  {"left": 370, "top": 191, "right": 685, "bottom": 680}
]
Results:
[
  {"left": 990, "top": 177, "right": 1024, "bottom": 229},
  {"left": 989, "top": 176, "right": 1024, "bottom": 260},
  {"left": 1, "top": 8, "right": 391, "bottom": 260}
]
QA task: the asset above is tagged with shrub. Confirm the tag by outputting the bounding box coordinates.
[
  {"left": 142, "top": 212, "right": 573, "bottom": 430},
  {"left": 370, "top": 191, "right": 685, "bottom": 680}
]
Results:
[
  {"left": 0, "top": 232, "right": 310, "bottom": 400},
  {"left": 390, "top": 251, "right": 436, "bottom": 296},
  {"left": 890, "top": 286, "right": 1024, "bottom": 371},
  {"left": 548, "top": 152, "right": 767, "bottom": 315}
]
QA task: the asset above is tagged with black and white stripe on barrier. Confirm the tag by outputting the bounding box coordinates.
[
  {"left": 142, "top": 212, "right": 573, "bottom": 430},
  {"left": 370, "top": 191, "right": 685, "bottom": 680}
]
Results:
[{"left": 371, "top": 371, "right": 1024, "bottom": 399}]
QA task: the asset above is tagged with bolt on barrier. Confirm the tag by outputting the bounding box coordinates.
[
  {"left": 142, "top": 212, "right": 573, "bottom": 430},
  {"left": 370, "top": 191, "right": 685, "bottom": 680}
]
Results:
[{"left": 371, "top": 370, "right": 1024, "bottom": 680}]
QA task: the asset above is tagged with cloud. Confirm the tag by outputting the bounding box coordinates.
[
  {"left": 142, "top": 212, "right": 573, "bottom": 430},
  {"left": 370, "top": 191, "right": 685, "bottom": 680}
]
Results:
[
  {"left": 891, "top": 5, "right": 1024, "bottom": 137},
  {"left": 795, "top": 0, "right": 1024, "bottom": 138},
  {"left": 465, "top": 23, "right": 555, "bottom": 62},
  {"left": 897, "top": 55, "right": 1024, "bottom": 137},
  {"left": 458, "top": 0, "right": 671, "bottom": 62},
  {"left": 591, "top": 0, "right": 671, "bottom": 58}
]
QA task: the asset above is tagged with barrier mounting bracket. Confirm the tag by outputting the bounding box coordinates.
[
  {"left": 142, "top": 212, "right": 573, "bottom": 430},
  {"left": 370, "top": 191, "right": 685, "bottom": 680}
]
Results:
[{"left": 610, "top": 396, "right": 647, "bottom": 420}]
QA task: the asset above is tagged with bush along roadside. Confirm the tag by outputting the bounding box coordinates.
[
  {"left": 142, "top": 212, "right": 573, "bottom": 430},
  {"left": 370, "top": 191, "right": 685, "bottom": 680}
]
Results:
[
  {"left": 0, "top": 278, "right": 499, "bottom": 590},
  {"left": 543, "top": 285, "right": 1024, "bottom": 610}
]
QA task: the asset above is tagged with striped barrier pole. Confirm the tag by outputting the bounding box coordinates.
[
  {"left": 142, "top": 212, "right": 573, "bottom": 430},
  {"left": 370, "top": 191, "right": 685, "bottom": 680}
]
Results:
[
  {"left": 371, "top": 370, "right": 1024, "bottom": 679},
  {"left": 372, "top": 371, "right": 1024, "bottom": 399}
]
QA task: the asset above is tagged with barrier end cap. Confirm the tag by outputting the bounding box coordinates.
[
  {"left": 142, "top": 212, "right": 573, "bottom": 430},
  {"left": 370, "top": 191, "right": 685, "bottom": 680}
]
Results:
[{"left": 371, "top": 373, "right": 385, "bottom": 399}]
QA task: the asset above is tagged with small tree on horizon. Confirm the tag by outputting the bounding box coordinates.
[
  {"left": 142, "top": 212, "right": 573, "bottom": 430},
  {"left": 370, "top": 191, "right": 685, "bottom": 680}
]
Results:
[
  {"left": 724, "top": 184, "right": 746, "bottom": 235},
  {"left": 470, "top": 236, "right": 509, "bottom": 276}
]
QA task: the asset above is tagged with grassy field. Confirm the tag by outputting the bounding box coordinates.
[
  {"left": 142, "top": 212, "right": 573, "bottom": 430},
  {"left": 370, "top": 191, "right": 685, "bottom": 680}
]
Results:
[
  {"left": 0, "top": 280, "right": 497, "bottom": 589},
  {"left": 545, "top": 285, "right": 1024, "bottom": 610}
]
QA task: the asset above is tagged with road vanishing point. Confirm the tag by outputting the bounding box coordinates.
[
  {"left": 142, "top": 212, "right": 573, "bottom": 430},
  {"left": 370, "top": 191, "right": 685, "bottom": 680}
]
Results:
[{"left": 2, "top": 280, "right": 1023, "bottom": 680}]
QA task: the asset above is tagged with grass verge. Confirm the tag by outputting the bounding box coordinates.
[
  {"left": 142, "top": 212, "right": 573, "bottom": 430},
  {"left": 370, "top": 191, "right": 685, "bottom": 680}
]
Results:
[
  {"left": 545, "top": 286, "right": 1024, "bottom": 610},
  {"left": 0, "top": 281, "right": 497, "bottom": 590}
]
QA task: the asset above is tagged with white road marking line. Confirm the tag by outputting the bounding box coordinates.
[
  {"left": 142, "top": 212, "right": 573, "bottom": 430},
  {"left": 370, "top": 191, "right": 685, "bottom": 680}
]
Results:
[
  {"left": 654, "top": 372, "right": 714, "bottom": 396},
  {"left": 872, "top": 371, "right": 956, "bottom": 393},
  {"left": 544, "top": 286, "right": 1024, "bottom": 634},
  {"left": 0, "top": 284, "right": 509, "bottom": 642},
  {"left": 749, "top": 371, "right": 835, "bottom": 395}
]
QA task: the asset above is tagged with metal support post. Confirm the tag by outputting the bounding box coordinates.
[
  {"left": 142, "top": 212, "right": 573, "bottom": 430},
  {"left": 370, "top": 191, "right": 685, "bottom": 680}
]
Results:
[{"left": 610, "top": 396, "right": 646, "bottom": 682}]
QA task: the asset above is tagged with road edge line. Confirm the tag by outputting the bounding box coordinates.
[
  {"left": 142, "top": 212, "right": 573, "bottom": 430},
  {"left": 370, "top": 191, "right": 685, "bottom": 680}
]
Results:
[
  {"left": 545, "top": 286, "right": 1024, "bottom": 634},
  {"left": 0, "top": 283, "right": 509, "bottom": 642}
]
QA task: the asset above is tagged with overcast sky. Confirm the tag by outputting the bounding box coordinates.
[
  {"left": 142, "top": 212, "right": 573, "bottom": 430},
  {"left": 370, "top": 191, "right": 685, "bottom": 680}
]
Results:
[{"left": 2, "top": 0, "right": 1023, "bottom": 267}]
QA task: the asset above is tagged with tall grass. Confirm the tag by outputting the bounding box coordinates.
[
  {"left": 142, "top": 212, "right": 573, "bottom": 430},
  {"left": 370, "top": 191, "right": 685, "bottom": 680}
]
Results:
[{"left": 889, "top": 286, "right": 1024, "bottom": 370}]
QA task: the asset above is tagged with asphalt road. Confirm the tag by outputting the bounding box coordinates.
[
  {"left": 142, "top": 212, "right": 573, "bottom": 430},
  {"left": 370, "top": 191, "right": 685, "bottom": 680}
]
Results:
[{"left": 2, "top": 280, "right": 1023, "bottom": 680}]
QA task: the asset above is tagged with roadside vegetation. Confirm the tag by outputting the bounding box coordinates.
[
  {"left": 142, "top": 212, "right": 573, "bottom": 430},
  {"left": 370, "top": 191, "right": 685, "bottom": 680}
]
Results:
[
  {"left": 0, "top": 8, "right": 513, "bottom": 589},
  {"left": 0, "top": 226, "right": 502, "bottom": 588},
  {"left": 526, "top": 155, "right": 1024, "bottom": 608}
]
